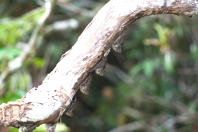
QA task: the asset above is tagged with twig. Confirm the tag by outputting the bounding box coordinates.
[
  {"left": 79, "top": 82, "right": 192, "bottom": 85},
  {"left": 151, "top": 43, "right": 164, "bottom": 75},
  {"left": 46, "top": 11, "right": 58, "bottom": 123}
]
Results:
[
  {"left": 108, "top": 121, "right": 145, "bottom": 132},
  {"left": 57, "top": 1, "right": 98, "bottom": 17},
  {"left": 105, "top": 64, "right": 134, "bottom": 85}
]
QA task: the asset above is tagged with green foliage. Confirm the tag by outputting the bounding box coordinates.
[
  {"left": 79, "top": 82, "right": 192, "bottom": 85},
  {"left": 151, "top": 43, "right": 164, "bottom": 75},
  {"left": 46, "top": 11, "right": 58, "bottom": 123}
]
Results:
[
  {"left": 0, "top": 47, "right": 21, "bottom": 61},
  {"left": 0, "top": 90, "right": 25, "bottom": 104},
  {"left": 0, "top": 8, "right": 44, "bottom": 46},
  {"left": 154, "top": 23, "right": 170, "bottom": 49},
  {"left": 8, "top": 123, "right": 69, "bottom": 132},
  {"left": 0, "top": 19, "right": 31, "bottom": 46},
  {"left": 130, "top": 58, "right": 161, "bottom": 77},
  {"left": 163, "top": 51, "right": 175, "bottom": 73},
  {"left": 0, "top": 1, "right": 45, "bottom": 113},
  {"left": 190, "top": 43, "right": 198, "bottom": 61}
]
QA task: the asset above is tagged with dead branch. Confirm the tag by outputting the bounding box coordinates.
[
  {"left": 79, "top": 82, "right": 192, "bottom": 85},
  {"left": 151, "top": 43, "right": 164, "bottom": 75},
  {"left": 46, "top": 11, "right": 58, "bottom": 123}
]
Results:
[{"left": 0, "top": 0, "right": 198, "bottom": 132}]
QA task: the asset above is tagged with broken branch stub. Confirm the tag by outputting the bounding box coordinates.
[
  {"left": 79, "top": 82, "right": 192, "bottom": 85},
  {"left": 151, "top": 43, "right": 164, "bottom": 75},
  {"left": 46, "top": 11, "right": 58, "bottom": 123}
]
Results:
[{"left": 0, "top": 0, "right": 198, "bottom": 131}]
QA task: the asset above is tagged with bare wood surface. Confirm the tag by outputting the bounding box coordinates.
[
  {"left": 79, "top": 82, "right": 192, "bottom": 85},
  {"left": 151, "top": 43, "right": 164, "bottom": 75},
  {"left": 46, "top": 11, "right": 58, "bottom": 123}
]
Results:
[{"left": 0, "top": 0, "right": 198, "bottom": 131}]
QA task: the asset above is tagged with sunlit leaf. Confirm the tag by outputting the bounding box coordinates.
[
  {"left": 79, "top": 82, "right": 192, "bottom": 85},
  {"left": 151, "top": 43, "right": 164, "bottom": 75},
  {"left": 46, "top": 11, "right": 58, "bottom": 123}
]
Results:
[{"left": 154, "top": 23, "right": 170, "bottom": 53}]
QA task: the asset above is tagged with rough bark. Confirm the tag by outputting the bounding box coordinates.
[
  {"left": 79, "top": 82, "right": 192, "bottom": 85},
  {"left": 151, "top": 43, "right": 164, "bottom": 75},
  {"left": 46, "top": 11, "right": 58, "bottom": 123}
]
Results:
[{"left": 0, "top": 0, "right": 198, "bottom": 131}]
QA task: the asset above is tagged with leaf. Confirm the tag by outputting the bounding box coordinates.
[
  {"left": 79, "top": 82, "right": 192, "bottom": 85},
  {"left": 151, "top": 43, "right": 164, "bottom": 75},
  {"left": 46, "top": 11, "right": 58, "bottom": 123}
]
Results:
[
  {"left": 154, "top": 23, "right": 170, "bottom": 53},
  {"left": 0, "top": 8, "right": 44, "bottom": 46},
  {"left": 0, "top": 47, "right": 22, "bottom": 61},
  {"left": 32, "top": 57, "right": 45, "bottom": 68},
  {"left": 0, "top": 19, "right": 32, "bottom": 46},
  {"left": 164, "top": 51, "right": 175, "bottom": 73},
  {"left": 130, "top": 59, "right": 160, "bottom": 77},
  {"left": 2, "top": 90, "right": 25, "bottom": 103},
  {"left": 190, "top": 43, "right": 198, "bottom": 60}
]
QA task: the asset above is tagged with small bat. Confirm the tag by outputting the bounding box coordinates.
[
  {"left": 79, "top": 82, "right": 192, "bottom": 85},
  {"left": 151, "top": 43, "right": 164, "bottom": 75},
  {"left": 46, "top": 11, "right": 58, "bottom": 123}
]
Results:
[
  {"left": 112, "top": 31, "right": 124, "bottom": 53},
  {"left": 65, "top": 96, "right": 76, "bottom": 116},
  {"left": 95, "top": 57, "right": 107, "bottom": 76},
  {"left": 80, "top": 74, "right": 92, "bottom": 95},
  {"left": 88, "top": 49, "right": 110, "bottom": 76}
]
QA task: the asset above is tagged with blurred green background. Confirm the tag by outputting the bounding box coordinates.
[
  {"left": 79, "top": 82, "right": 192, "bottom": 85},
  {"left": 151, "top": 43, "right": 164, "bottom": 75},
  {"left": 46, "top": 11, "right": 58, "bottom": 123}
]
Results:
[{"left": 0, "top": 0, "right": 198, "bottom": 132}]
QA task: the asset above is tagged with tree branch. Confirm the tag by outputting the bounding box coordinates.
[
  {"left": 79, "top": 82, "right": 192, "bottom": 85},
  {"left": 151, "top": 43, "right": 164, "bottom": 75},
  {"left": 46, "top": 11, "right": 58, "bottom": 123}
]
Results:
[{"left": 0, "top": 0, "right": 198, "bottom": 132}]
